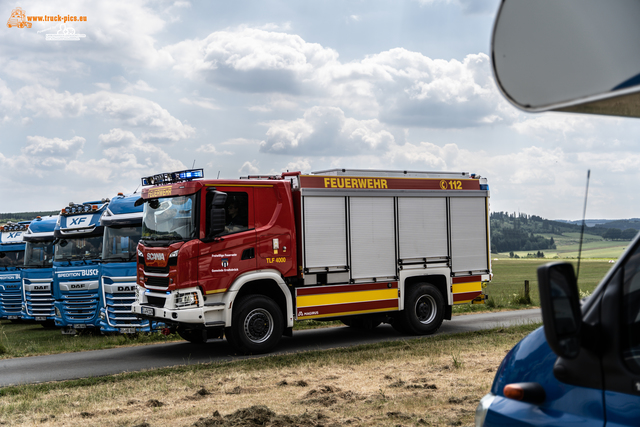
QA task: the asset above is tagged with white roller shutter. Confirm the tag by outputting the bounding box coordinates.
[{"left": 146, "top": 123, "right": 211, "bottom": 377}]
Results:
[
  {"left": 303, "top": 196, "right": 347, "bottom": 268},
  {"left": 450, "top": 197, "right": 488, "bottom": 273},
  {"left": 350, "top": 197, "right": 396, "bottom": 279},
  {"left": 397, "top": 197, "right": 448, "bottom": 260}
]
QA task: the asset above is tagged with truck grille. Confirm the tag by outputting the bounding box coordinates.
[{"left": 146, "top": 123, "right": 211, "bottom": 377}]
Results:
[
  {"left": 61, "top": 292, "right": 99, "bottom": 321},
  {"left": 103, "top": 279, "right": 149, "bottom": 328},
  {"left": 24, "top": 288, "right": 55, "bottom": 317},
  {"left": 145, "top": 266, "right": 169, "bottom": 274},
  {"left": 146, "top": 276, "right": 169, "bottom": 288},
  {"left": 0, "top": 287, "right": 23, "bottom": 317}
]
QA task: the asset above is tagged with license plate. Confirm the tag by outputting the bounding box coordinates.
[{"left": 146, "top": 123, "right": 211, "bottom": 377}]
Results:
[
  {"left": 74, "top": 324, "right": 87, "bottom": 329},
  {"left": 35, "top": 317, "right": 46, "bottom": 321},
  {"left": 142, "top": 307, "right": 154, "bottom": 317},
  {"left": 120, "top": 328, "right": 136, "bottom": 334},
  {"left": 7, "top": 316, "right": 18, "bottom": 320}
]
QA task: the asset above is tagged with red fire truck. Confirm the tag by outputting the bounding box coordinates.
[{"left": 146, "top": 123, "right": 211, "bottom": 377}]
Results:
[{"left": 131, "top": 168, "right": 491, "bottom": 353}]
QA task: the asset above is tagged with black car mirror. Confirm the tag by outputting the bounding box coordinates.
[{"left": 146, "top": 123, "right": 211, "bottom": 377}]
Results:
[{"left": 537, "top": 262, "right": 582, "bottom": 359}]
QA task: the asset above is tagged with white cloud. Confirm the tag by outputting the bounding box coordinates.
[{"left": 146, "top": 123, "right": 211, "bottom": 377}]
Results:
[
  {"left": 17, "top": 85, "right": 86, "bottom": 118},
  {"left": 196, "top": 144, "right": 233, "bottom": 155},
  {"left": 179, "top": 97, "right": 219, "bottom": 110},
  {"left": 121, "top": 79, "right": 157, "bottom": 93},
  {"left": 88, "top": 91, "right": 195, "bottom": 141},
  {"left": 239, "top": 160, "right": 259, "bottom": 175},
  {"left": 261, "top": 106, "right": 396, "bottom": 155}
]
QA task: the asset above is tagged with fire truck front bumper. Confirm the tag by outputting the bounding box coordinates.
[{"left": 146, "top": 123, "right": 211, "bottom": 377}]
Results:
[{"left": 131, "top": 286, "right": 227, "bottom": 327}]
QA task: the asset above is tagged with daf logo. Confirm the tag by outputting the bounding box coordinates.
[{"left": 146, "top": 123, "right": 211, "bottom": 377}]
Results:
[
  {"left": 70, "top": 217, "right": 88, "bottom": 226},
  {"left": 71, "top": 284, "right": 85, "bottom": 289},
  {"left": 117, "top": 286, "right": 135, "bottom": 292},
  {"left": 147, "top": 253, "right": 165, "bottom": 261},
  {"left": 34, "top": 286, "right": 46, "bottom": 290}
]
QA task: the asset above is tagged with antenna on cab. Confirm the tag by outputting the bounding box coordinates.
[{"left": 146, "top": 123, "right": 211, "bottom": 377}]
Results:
[{"left": 576, "top": 169, "right": 591, "bottom": 285}]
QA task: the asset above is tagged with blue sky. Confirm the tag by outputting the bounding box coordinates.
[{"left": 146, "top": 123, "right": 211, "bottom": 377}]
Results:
[{"left": 2, "top": 0, "right": 639, "bottom": 220}]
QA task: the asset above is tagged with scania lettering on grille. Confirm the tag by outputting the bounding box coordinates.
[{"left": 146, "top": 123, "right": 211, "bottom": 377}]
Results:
[{"left": 147, "top": 253, "right": 165, "bottom": 261}]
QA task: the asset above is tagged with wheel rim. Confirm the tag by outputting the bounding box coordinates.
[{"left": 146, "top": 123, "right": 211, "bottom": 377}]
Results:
[
  {"left": 243, "top": 308, "right": 274, "bottom": 344},
  {"left": 415, "top": 295, "right": 437, "bottom": 324}
]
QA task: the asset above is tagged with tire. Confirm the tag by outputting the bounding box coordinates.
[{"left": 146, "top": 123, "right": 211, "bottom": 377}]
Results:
[
  {"left": 341, "top": 315, "right": 381, "bottom": 330},
  {"left": 227, "top": 295, "right": 283, "bottom": 354},
  {"left": 397, "top": 283, "right": 444, "bottom": 335},
  {"left": 177, "top": 327, "right": 207, "bottom": 344}
]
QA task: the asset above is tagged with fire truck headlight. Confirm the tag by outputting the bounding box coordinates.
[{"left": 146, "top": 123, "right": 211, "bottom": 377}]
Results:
[
  {"left": 169, "top": 250, "right": 179, "bottom": 258},
  {"left": 175, "top": 292, "right": 198, "bottom": 308}
]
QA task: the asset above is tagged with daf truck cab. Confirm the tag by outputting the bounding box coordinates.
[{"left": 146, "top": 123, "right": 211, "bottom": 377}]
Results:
[
  {"left": 22, "top": 215, "right": 57, "bottom": 325},
  {"left": 99, "top": 193, "right": 155, "bottom": 334},
  {"left": 53, "top": 200, "right": 108, "bottom": 334},
  {"left": 0, "top": 221, "right": 29, "bottom": 320}
]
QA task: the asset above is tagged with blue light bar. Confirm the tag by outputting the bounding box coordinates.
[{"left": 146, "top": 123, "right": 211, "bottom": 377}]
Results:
[{"left": 141, "top": 169, "right": 204, "bottom": 186}]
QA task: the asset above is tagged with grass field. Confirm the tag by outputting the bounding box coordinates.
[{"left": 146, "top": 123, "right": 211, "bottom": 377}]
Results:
[
  {"left": 0, "top": 323, "right": 541, "bottom": 427},
  {"left": 496, "top": 231, "right": 630, "bottom": 259}
]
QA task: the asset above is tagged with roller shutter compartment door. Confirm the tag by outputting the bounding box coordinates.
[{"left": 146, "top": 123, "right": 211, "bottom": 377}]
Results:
[
  {"left": 350, "top": 197, "right": 396, "bottom": 280},
  {"left": 450, "top": 198, "right": 488, "bottom": 273},
  {"left": 303, "top": 196, "right": 347, "bottom": 269},
  {"left": 397, "top": 197, "right": 448, "bottom": 260}
]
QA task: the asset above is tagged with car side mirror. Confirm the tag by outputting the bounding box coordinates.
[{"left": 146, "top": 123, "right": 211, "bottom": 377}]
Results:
[{"left": 537, "top": 262, "right": 582, "bottom": 359}]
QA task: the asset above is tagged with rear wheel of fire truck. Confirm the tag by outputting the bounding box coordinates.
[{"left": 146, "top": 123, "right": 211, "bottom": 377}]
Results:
[
  {"left": 226, "top": 295, "right": 283, "bottom": 354},
  {"left": 177, "top": 327, "right": 207, "bottom": 344},
  {"left": 395, "top": 283, "right": 444, "bottom": 335}
]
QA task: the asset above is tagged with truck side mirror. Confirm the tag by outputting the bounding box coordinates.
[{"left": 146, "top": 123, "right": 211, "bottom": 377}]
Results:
[
  {"left": 537, "top": 262, "right": 582, "bottom": 359},
  {"left": 209, "top": 191, "right": 227, "bottom": 236}
]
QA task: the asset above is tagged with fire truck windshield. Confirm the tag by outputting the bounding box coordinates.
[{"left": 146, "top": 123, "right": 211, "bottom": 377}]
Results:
[
  {"left": 103, "top": 226, "right": 141, "bottom": 261},
  {"left": 24, "top": 241, "right": 54, "bottom": 267},
  {"left": 141, "top": 194, "right": 196, "bottom": 242},
  {"left": 54, "top": 236, "right": 103, "bottom": 261}
]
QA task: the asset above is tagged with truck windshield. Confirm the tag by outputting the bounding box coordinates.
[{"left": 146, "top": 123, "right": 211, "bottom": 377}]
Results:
[
  {"left": 103, "top": 226, "right": 141, "bottom": 262},
  {"left": 141, "top": 194, "right": 197, "bottom": 241},
  {"left": 54, "top": 236, "right": 103, "bottom": 261},
  {"left": 0, "top": 250, "right": 25, "bottom": 269},
  {"left": 24, "top": 242, "right": 54, "bottom": 267}
]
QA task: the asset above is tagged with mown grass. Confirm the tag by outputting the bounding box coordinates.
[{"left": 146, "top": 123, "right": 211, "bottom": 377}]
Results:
[{"left": 0, "top": 323, "right": 541, "bottom": 426}]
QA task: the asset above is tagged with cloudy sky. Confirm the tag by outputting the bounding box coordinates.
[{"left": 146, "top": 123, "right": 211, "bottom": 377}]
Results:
[{"left": 2, "top": 0, "right": 639, "bottom": 220}]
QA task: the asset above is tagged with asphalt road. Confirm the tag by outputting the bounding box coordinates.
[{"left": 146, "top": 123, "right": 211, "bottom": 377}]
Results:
[{"left": 0, "top": 309, "right": 541, "bottom": 387}]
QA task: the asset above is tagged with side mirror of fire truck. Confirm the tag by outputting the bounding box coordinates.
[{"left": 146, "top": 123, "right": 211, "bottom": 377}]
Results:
[
  {"left": 537, "top": 262, "right": 583, "bottom": 359},
  {"left": 209, "top": 191, "right": 227, "bottom": 237}
]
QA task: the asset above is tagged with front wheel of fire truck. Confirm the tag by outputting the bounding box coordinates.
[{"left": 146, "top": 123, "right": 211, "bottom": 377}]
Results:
[
  {"left": 226, "top": 295, "right": 283, "bottom": 355},
  {"left": 396, "top": 283, "right": 444, "bottom": 335}
]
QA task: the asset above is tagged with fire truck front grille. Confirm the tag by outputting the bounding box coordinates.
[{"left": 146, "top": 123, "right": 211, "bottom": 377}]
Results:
[
  {"left": 104, "top": 287, "right": 149, "bottom": 328},
  {"left": 145, "top": 266, "right": 169, "bottom": 274},
  {"left": 0, "top": 287, "right": 23, "bottom": 316},
  {"left": 146, "top": 276, "right": 169, "bottom": 288},
  {"left": 25, "top": 289, "right": 55, "bottom": 317},
  {"left": 146, "top": 295, "right": 166, "bottom": 308},
  {"left": 62, "top": 293, "right": 99, "bottom": 321}
]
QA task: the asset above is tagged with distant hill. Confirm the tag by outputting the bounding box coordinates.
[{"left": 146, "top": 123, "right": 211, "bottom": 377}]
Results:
[
  {"left": 490, "top": 211, "right": 637, "bottom": 253},
  {"left": 0, "top": 211, "right": 59, "bottom": 225},
  {"left": 556, "top": 218, "right": 640, "bottom": 230}
]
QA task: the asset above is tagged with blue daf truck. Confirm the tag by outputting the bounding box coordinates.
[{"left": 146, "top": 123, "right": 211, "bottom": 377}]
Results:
[
  {"left": 21, "top": 215, "right": 57, "bottom": 325},
  {"left": 0, "top": 221, "right": 30, "bottom": 320},
  {"left": 53, "top": 200, "right": 109, "bottom": 334},
  {"left": 99, "top": 193, "right": 154, "bottom": 333}
]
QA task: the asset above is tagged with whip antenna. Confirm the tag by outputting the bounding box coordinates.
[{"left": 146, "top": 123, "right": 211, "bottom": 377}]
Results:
[{"left": 576, "top": 169, "right": 591, "bottom": 285}]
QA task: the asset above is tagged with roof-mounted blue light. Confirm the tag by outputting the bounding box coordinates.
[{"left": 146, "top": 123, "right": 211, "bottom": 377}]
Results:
[{"left": 141, "top": 169, "right": 204, "bottom": 186}]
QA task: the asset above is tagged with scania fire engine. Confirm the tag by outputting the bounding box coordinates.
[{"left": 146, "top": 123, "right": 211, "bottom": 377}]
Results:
[
  {"left": 0, "top": 221, "right": 30, "bottom": 320},
  {"left": 132, "top": 169, "right": 491, "bottom": 353}
]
